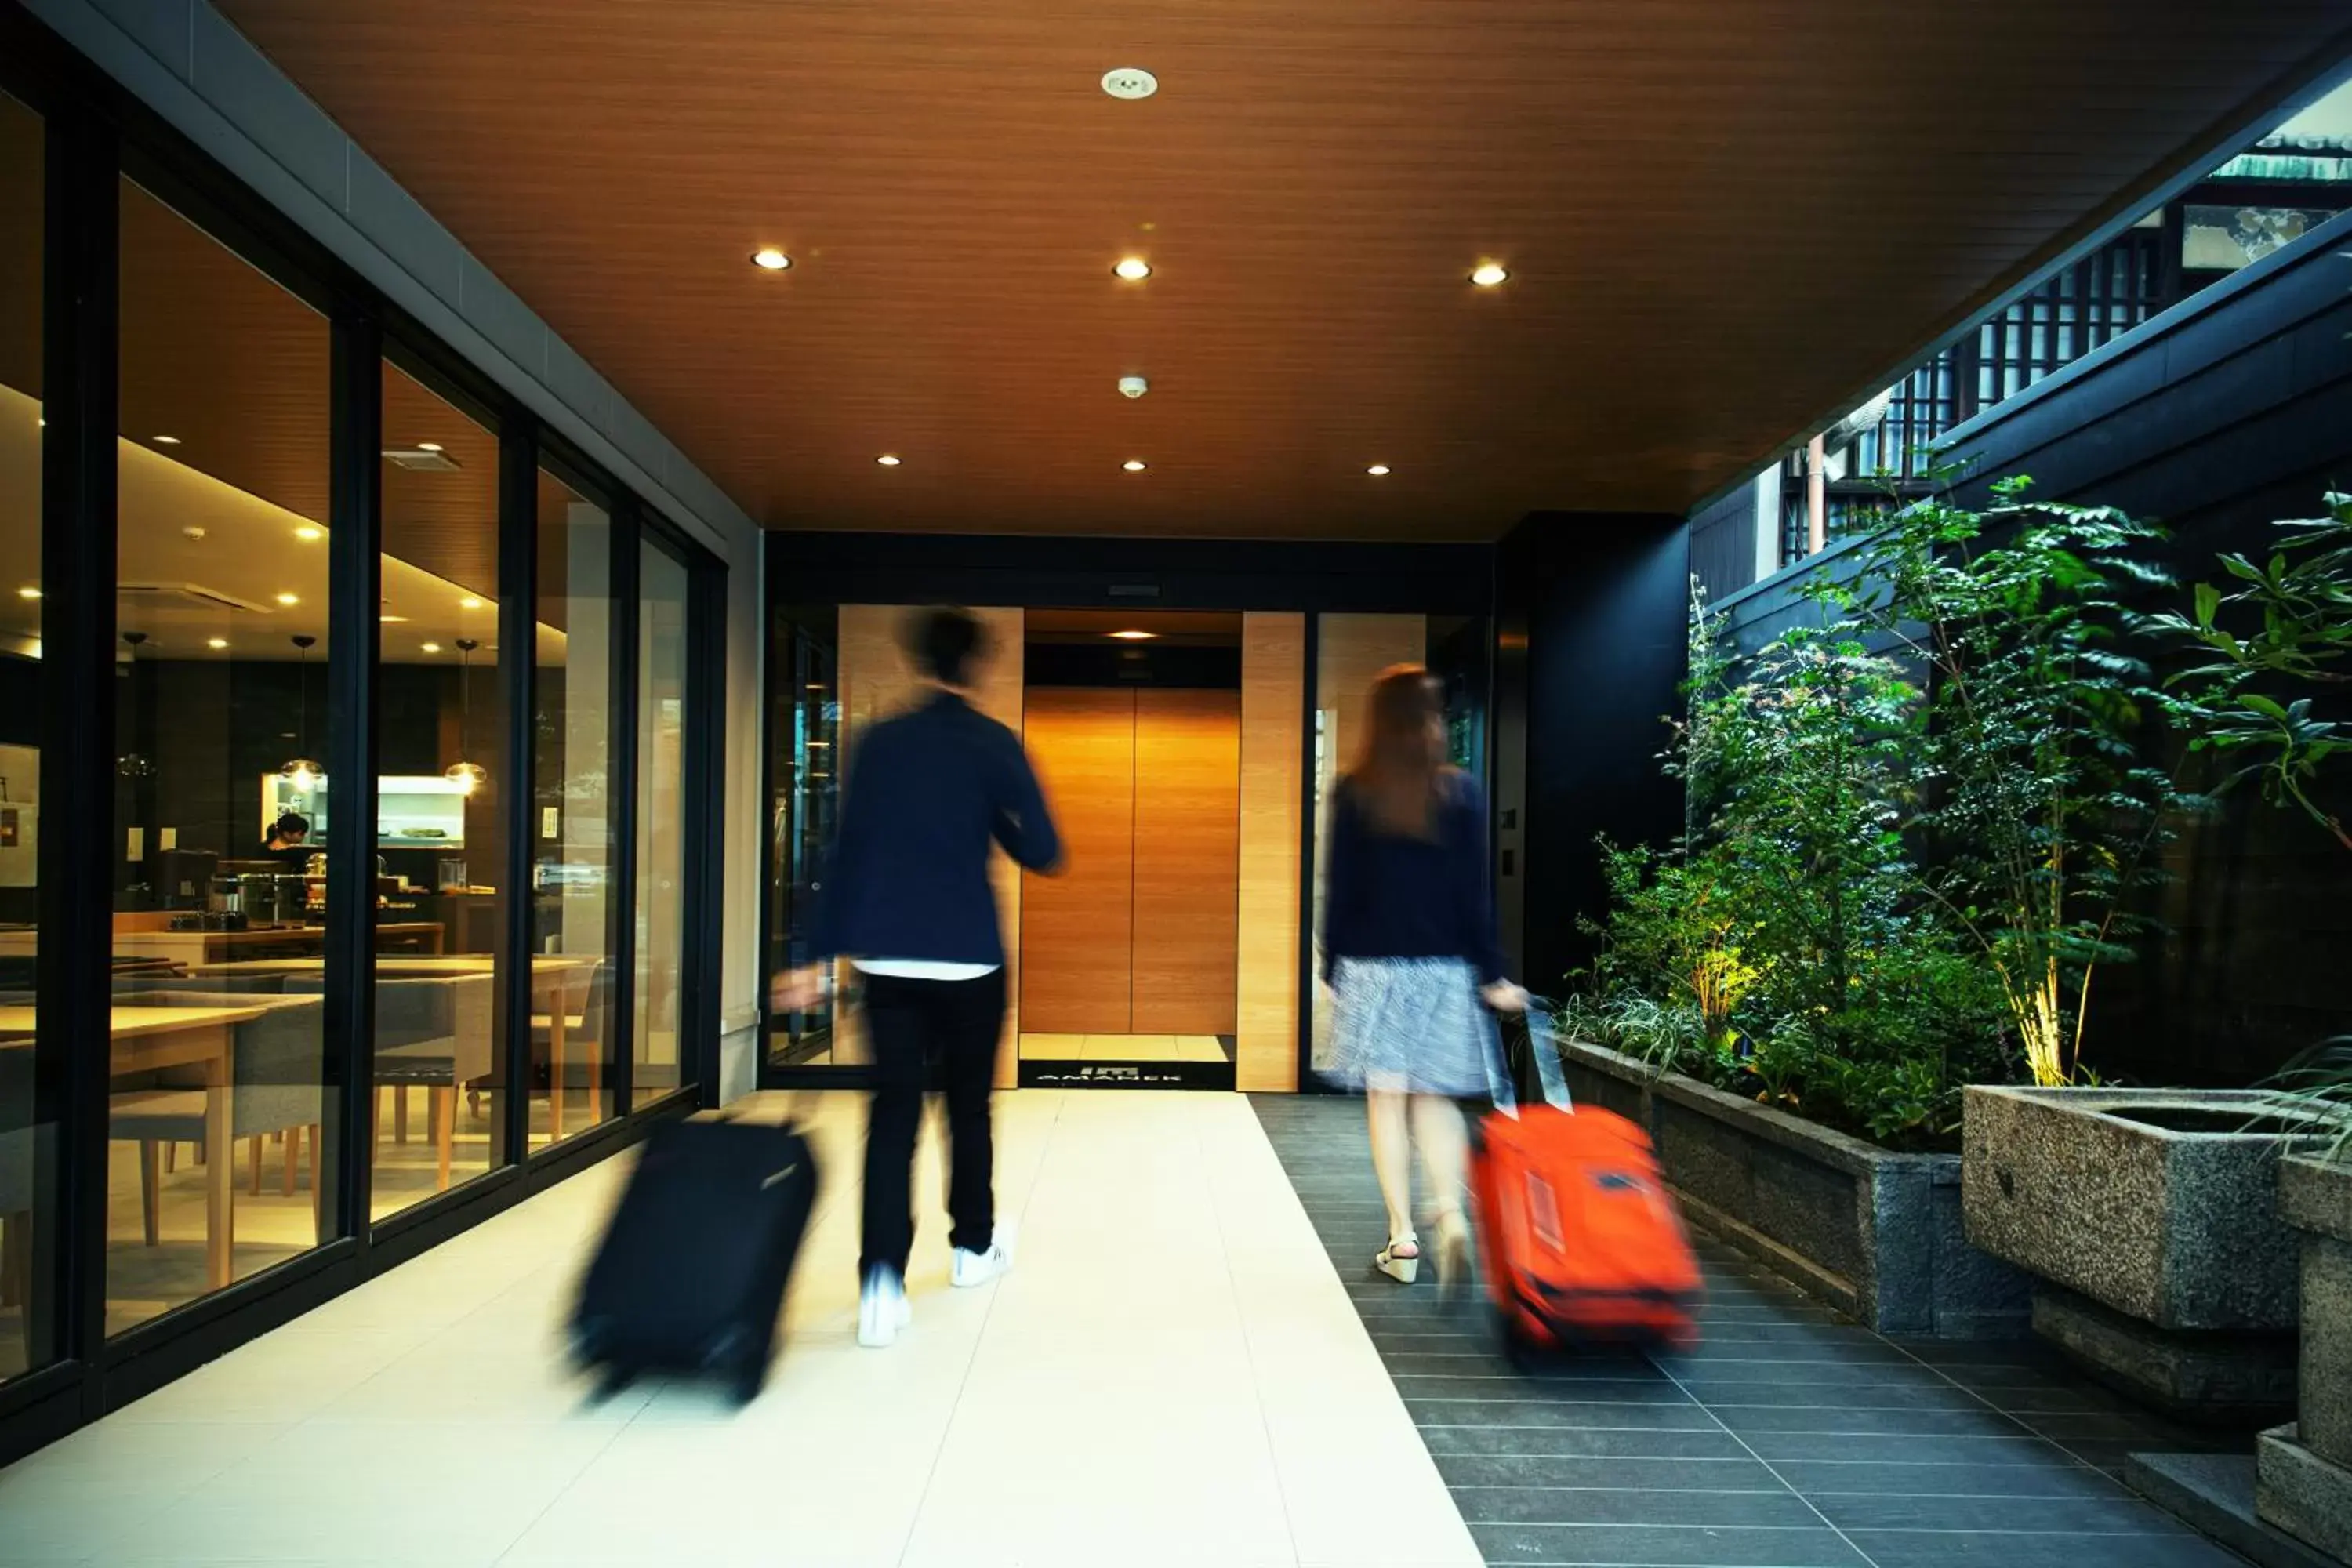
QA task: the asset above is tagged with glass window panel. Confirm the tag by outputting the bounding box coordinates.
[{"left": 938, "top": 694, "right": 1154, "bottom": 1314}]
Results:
[
  {"left": 1309, "top": 615, "right": 1490, "bottom": 1075},
  {"left": 0, "top": 91, "right": 49, "bottom": 1382},
  {"left": 532, "top": 468, "right": 615, "bottom": 1143},
  {"left": 111, "top": 177, "right": 338, "bottom": 1331},
  {"left": 766, "top": 606, "right": 841, "bottom": 1069},
  {"left": 633, "top": 539, "right": 691, "bottom": 1109},
  {"left": 371, "top": 363, "right": 507, "bottom": 1218},
  {"left": 2182, "top": 204, "right": 2341, "bottom": 272}
]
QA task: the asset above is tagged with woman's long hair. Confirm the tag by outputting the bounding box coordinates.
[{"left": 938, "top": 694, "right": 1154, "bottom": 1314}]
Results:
[{"left": 1346, "top": 664, "right": 1449, "bottom": 837}]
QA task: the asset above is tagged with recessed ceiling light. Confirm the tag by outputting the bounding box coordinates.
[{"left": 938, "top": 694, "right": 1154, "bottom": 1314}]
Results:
[
  {"left": 876, "top": 454, "right": 902, "bottom": 466},
  {"left": 1122, "top": 459, "right": 1147, "bottom": 472},
  {"left": 459, "top": 596, "right": 484, "bottom": 610},
  {"left": 750, "top": 248, "right": 792, "bottom": 271},
  {"left": 1109, "top": 630, "right": 1156, "bottom": 641},
  {"left": 293, "top": 525, "right": 324, "bottom": 542},
  {"left": 421, "top": 641, "right": 442, "bottom": 654},
  {"left": 151, "top": 434, "right": 181, "bottom": 445},
  {"left": 275, "top": 592, "right": 299, "bottom": 605},
  {"left": 207, "top": 637, "right": 228, "bottom": 650},
  {"left": 1367, "top": 463, "right": 1392, "bottom": 477},
  {"left": 16, "top": 586, "right": 39, "bottom": 601},
  {"left": 1469, "top": 262, "right": 1510, "bottom": 288},
  {"left": 1113, "top": 256, "right": 1152, "bottom": 281},
  {"left": 416, "top": 441, "right": 444, "bottom": 453},
  {"left": 379, "top": 614, "right": 409, "bottom": 624}
]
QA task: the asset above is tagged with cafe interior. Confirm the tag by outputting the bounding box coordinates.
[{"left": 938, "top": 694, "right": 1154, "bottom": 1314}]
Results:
[{"left": 0, "top": 99, "right": 705, "bottom": 1377}]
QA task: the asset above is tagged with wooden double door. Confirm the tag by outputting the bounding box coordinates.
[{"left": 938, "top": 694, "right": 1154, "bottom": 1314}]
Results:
[{"left": 1021, "top": 687, "right": 1240, "bottom": 1036}]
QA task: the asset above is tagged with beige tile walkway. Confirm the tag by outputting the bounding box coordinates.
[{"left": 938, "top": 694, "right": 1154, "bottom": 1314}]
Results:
[{"left": 0, "top": 1090, "right": 1476, "bottom": 1567}]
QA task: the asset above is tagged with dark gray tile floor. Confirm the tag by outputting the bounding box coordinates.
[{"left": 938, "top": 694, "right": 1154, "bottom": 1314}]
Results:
[{"left": 1249, "top": 1094, "right": 2250, "bottom": 1568}]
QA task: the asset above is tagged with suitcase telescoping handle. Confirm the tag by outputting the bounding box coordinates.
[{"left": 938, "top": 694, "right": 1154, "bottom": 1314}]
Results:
[{"left": 1492, "top": 1000, "right": 1571, "bottom": 1119}]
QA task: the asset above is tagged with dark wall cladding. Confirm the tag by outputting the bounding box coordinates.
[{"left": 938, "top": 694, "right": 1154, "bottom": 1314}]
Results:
[
  {"left": 1022, "top": 642, "right": 1240, "bottom": 689},
  {"left": 1719, "top": 214, "right": 2352, "bottom": 1088},
  {"left": 1688, "top": 481, "right": 1760, "bottom": 606},
  {"left": 1497, "top": 511, "right": 1690, "bottom": 993}
]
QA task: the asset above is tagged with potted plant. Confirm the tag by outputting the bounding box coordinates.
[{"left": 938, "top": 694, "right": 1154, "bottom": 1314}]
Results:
[
  {"left": 2147, "top": 492, "right": 2352, "bottom": 1544},
  {"left": 2248, "top": 1044, "right": 2352, "bottom": 1559},
  {"left": 1550, "top": 584, "right": 2031, "bottom": 1334}
]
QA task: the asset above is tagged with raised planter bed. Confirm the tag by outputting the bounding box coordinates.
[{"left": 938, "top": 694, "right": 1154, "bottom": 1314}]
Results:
[
  {"left": 2259, "top": 1154, "right": 2352, "bottom": 1561},
  {"left": 1962, "top": 1086, "right": 2305, "bottom": 1421},
  {"left": 1555, "top": 1038, "right": 2029, "bottom": 1337}
]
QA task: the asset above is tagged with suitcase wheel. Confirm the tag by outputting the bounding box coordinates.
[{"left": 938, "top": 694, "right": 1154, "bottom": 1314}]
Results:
[
  {"left": 569, "top": 1318, "right": 613, "bottom": 1370},
  {"left": 728, "top": 1353, "right": 768, "bottom": 1408}
]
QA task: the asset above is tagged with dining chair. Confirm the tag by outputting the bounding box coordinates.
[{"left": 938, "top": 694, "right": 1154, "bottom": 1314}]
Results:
[
  {"left": 285, "top": 974, "right": 495, "bottom": 1193},
  {"left": 531, "top": 959, "right": 612, "bottom": 1131},
  {"left": 106, "top": 993, "right": 328, "bottom": 1247},
  {"left": 0, "top": 1045, "right": 33, "bottom": 1312}
]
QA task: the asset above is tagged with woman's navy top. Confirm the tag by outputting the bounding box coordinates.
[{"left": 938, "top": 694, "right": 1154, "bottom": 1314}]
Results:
[{"left": 1319, "top": 769, "right": 1505, "bottom": 986}]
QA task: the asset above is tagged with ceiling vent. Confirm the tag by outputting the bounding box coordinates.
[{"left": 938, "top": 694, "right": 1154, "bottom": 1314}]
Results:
[
  {"left": 117, "top": 583, "right": 274, "bottom": 615},
  {"left": 383, "top": 448, "right": 462, "bottom": 473}
]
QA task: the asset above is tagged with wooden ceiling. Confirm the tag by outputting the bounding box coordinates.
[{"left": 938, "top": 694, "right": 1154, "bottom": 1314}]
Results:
[{"left": 165, "top": 5, "right": 2352, "bottom": 538}]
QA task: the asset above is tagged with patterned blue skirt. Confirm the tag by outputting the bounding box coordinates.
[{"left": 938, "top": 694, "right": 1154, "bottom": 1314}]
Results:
[{"left": 1325, "top": 956, "right": 1504, "bottom": 1100}]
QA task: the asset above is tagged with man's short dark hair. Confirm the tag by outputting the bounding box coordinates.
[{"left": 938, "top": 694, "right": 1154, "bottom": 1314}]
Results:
[
  {"left": 272, "top": 812, "right": 310, "bottom": 840},
  {"left": 905, "top": 606, "right": 987, "bottom": 688}
]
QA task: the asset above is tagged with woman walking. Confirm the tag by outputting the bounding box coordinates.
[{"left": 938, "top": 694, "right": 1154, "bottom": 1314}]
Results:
[{"left": 1321, "top": 666, "right": 1526, "bottom": 1285}]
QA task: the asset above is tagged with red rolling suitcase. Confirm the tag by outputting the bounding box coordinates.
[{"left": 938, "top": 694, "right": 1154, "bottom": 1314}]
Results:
[{"left": 1470, "top": 1014, "right": 1703, "bottom": 1352}]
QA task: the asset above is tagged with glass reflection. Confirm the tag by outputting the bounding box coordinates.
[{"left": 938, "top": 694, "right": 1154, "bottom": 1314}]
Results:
[
  {"left": 0, "top": 93, "right": 49, "bottom": 1381},
  {"left": 633, "top": 539, "right": 690, "bottom": 1109},
  {"left": 532, "top": 469, "right": 615, "bottom": 1142},
  {"left": 369, "top": 362, "right": 509, "bottom": 1217},
  {"left": 107, "top": 178, "right": 339, "bottom": 1331}
]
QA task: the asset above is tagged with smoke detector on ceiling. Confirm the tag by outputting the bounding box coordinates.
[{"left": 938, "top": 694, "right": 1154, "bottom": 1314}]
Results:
[
  {"left": 1117, "top": 375, "right": 1149, "bottom": 400},
  {"left": 383, "top": 447, "right": 461, "bottom": 473},
  {"left": 1101, "top": 67, "right": 1158, "bottom": 100}
]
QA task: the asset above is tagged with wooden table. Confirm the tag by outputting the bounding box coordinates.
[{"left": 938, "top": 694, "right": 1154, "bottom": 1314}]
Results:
[
  {"left": 187, "top": 956, "right": 601, "bottom": 1138},
  {"left": 107, "top": 921, "right": 448, "bottom": 968},
  {"left": 0, "top": 1003, "right": 281, "bottom": 1290}
]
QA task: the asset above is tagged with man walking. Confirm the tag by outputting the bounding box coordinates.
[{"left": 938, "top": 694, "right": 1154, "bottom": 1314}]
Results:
[{"left": 775, "top": 607, "right": 1062, "bottom": 1347}]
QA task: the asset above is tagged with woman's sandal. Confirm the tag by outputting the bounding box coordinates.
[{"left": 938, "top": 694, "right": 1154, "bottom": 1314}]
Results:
[
  {"left": 1376, "top": 1236, "right": 1421, "bottom": 1284},
  {"left": 1432, "top": 1212, "right": 1472, "bottom": 1290}
]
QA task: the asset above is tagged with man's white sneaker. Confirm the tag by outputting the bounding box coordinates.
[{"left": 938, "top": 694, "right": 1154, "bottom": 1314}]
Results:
[
  {"left": 951, "top": 1236, "right": 1012, "bottom": 1288},
  {"left": 858, "top": 1267, "right": 909, "bottom": 1348}
]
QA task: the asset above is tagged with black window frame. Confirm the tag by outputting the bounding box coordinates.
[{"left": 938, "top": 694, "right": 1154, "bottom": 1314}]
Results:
[{"left": 0, "top": 5, "right": 729, "bottom": 1465}]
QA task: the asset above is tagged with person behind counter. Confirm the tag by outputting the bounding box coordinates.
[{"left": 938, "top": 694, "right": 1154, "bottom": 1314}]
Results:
[{"left": 259, "top": 812, "right": 311, "bottom": 866}]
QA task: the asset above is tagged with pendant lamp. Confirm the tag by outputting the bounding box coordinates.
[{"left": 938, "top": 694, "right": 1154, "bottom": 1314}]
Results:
[
  {"left": 115, "top": 631, "right": 155, "bottom": 779},
  {"left": 278, "top": 633, "right": 324, "bottom": 792},
  {"left": 444, "top": 637, "right": 487, "bottom": 793}
]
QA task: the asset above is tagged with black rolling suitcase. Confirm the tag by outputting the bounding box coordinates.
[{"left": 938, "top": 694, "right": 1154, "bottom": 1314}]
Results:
[{"left": 570, "top": 1116, "right": 818, "bottom": 1404}]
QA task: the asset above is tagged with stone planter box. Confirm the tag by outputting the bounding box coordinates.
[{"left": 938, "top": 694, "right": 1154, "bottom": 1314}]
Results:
[
  {"left": 2259, "top": 1154, "right": 2352, "bottom": 1561},
  {"left": 1962, "top": 1086, "right": 2305, "bottom": 1419},
  {"left": 1555, "top": 1038, "right": 2029, "bottom": 1337}
]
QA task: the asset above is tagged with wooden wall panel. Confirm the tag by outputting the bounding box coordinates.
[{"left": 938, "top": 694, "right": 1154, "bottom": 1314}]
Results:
[
  {"left": 1131, "top": 689, "right": 1241, "bottom": 1036},
  {"left": 1019, "top": 688, "right": 1135, "bottom": 1035},
  {"left": 832, "top": 604, "right": 1024, "bottom": 1077},
  {"left": 971, "top": 610, "right": 1028, "bottom": 1086},
  {"left": 1237, "top": 613, "right": 1305, "bottom": 1092}
]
